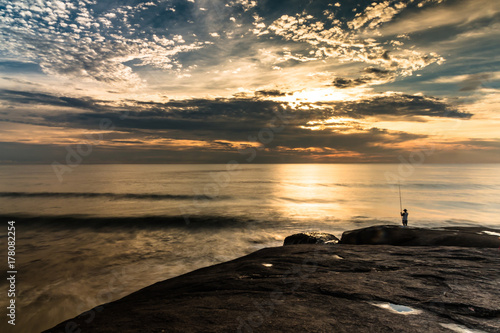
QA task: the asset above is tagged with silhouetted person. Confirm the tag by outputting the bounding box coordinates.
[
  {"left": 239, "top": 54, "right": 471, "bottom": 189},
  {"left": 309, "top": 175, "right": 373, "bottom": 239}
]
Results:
[{"left": 401, "top": 209, "right": 408, "bottom": 227}]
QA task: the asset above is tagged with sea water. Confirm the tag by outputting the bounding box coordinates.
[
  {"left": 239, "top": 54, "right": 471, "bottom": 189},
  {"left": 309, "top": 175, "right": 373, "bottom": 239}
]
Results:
[{"left": 0, "top": 164, "right": 499, "bottom": 332}]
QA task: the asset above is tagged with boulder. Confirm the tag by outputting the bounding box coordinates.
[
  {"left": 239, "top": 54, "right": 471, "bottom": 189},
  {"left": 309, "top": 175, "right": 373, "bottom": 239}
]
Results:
[
  {"left": 283, "top": 232, "right": 339, "bottom": 245},
  {"left": 340, "top": 225, "right": 500, "bottom": 248}
]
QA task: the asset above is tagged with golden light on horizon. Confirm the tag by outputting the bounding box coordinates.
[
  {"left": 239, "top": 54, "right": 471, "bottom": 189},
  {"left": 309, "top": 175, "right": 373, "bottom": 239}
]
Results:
[{"left": 275, "top": 87, "right": 370, "bottom": 106}]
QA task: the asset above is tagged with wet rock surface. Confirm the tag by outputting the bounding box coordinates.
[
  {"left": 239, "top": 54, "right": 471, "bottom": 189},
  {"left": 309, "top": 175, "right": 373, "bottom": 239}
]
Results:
[
  {"left": 283, "top": 232, "right": 339, "bottom": 245},
  {"left": 45, "top": 243, "right": 500, "bottom": 332},
  {"left": 340, "top": 225, "right": 500, "bottom": 248}
]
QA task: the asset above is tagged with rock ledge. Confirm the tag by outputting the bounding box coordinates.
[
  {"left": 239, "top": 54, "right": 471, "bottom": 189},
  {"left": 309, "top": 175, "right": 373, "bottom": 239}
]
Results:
[
  {"left": 44, "top": 225, "right": 500, "bottom": 333},
  {"left": 340, "top": 225, "right": 500, "bottom": 247},
  {"left": 283, "top": 232, "right": 339, "bottom": 245}
]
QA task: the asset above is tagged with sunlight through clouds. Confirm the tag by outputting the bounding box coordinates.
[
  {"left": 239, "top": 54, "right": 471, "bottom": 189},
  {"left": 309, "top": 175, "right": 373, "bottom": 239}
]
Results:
[{"left": 0, "top": 0, "right": 499, "bottom": 163}]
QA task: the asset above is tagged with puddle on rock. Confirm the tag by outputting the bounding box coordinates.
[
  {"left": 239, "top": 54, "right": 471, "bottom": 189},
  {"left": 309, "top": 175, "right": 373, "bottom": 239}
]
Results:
[{"left": 372, "top": 303, "right": 422, "bottom": 315}]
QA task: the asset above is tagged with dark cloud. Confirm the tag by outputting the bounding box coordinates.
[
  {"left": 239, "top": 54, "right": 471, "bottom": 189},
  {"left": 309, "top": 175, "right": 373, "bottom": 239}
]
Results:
[
  {"left": 459, "top": 73, "right": 493, "bottom": 91},
  {"left": 0, "top": 89, "right": 100, "bottom": 110},
  {"left": 263, "top": 126, "right": 426, "bottom": 152},
  {"left": 213, "top": 141, "right": 234, "bottom": 147},
  {"left": 254, "top": 90, "right": 287, "bottom": 97},
  {"left": 38, "top": 98, "right": 297, "bottom": 139},
  {"left": 331, "top": 77, "right": 370, "bottom": 89},
  {"left": 0, "top": 90, "right": 471, "bottom": 136},
  {"left": 323, "top": 94, "right": 472, "bottom": 119},
  {"left": 363, "top": 67, "right": 392, "bottom": 77},
  {"left": 381, "top": 50, "right": 391, "bottom": 61},
  {"left": 37, "top": 94, "right": 468, "bottom": 138},
  {"left": 0, "top": 88, "right": 475, "bottom": 163},
  {"left": 332, "top": 67, "right": 395, "bottom": 88},
  {"left": 1, "top": 77, "right": 41, "bottom": 87},
  {"left": 111, "top": 140, "right": 145, "bottom": 144}
]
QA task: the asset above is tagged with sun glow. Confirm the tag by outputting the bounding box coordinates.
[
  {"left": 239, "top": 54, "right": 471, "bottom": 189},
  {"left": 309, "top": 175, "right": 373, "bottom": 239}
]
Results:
[
  {"left": 275, "top": 87, "right": 369, "bottom": 105},
  {"left": 301, "top": 117, "right": 365, "bottom": 131}
]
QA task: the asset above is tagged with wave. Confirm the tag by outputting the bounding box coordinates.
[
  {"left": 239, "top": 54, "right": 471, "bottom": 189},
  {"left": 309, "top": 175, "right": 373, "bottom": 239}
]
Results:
[
  {"left": 0, "top": 192, "right": 228, "bottom": 201},
  {"left": 392, "top": 183, "right": 496, "bottom": 190},
  {"left": 0, "top": 214, "right": 266, "bottom": 230}
]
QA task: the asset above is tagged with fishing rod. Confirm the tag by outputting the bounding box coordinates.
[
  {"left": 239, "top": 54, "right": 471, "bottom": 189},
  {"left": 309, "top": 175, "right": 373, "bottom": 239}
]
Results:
[{"left": 398, "top": 184, "right": 403, "bottom": 213}]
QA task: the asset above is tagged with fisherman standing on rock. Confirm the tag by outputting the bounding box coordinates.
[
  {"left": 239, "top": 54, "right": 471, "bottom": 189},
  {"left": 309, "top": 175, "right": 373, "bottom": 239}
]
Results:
[{"left": 401, "top": 209, "right": 408, "bottom": 227}]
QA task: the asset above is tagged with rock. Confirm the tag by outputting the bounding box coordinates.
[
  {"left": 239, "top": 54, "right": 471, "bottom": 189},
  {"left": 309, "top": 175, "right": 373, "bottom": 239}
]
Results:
[
  {"left": 340, "top": 225, "right": 500, "bottom": 248},
  {"left": 283, "top": 232, "right": 339, "bottom": 245},
  {"left": 43, "top": 244, "right": 500, "bottom": 333}
]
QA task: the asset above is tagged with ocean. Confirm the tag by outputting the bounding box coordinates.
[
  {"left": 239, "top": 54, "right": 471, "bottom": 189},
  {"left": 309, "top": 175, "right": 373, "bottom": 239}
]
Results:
[{"left": 1, "top": 163, "right": 499, "bottom": 332}]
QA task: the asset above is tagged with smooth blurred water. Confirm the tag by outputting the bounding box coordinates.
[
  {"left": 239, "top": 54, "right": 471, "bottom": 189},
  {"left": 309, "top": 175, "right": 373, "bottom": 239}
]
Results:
[{"left": 0, "top": 164, "right": 499, "bottom": 332}]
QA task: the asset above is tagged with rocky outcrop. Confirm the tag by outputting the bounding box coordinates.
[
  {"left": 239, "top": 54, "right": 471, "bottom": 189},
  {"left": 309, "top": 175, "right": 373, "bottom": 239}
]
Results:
[
  {"left": 283, "top": 232, "right": 339, "bottom": 245},
  {"left": 44, "top": 243, "right": 500, "bottom": 333},
  {"left": 340, "top": 225, "right": 500, "bottom": 247}
]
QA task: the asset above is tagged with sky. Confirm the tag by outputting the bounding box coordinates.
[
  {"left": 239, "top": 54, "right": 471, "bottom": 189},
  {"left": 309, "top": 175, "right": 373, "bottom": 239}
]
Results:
[{"left": 0, "top": 0, "right": 499, "bottom": 164}]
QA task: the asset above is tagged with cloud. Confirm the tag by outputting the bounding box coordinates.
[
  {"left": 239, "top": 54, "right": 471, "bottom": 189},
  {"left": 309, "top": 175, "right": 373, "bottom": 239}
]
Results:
[
  {"left": 348, "top": 1, "right": 405, "bottom": 30},
  {"left": 254, "top": 89, "right": 287, "bottom": 97},
  {"left": 0, "top": 0, "right": 496, "bottom": 164},
  {"left": 265, "top": 9, "right": 444, "bottom": 77},
  {"left": 458, "top": 73, "right": 495, "bottom": 92},
  {"left": 0, "top": 88, "right": 472, "bottom": 161},
  {"left": 332, "top": 67, "right": 395, "bottom": 89},
  {"left": 454, "top": 139, "right": 500, "bottom": 153},
  {"left": 0, "top": 0, "right": 453, "bottom": 94},
  {"left": 432, "top": 71, "right": 500, "bottom": 90},
  {"left": 378, "top": 0, "right": 500, "bottom": 37},
  {"left": 0, "top": 85, "right": 480, "bottom": 163},
  {"left": 0, "top": 88, "right": 471, "bottom": 131},
  {"left": 1, "top": 77, "right": 41, "bottom": 87},
  {"left": 229, "top": 0, "right": 258, "bottom": 11},
  {"left": 331, "top": 77, "right": 367, "bottom": 89},
  {"left": 333, "top": 93, "right": 472, "bottom": 119},
  {"left": 0, "top": 0, "right": 206, "bottom": 85},
  {"left": 0, "top": 89, "right": 100, "bottom": 110},
  {"left": 363, "top": 67, "right": 392, "bottom": 76}
]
